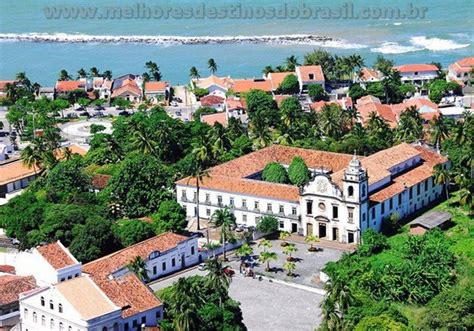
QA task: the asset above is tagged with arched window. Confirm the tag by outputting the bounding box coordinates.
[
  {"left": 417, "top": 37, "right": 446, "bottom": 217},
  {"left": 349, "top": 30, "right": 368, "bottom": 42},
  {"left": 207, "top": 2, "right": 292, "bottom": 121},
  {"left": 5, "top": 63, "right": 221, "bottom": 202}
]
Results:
[
  {"left": 50, "top": 319, "right": 55, "bottom": 329},
  {"left": 41, "top": 315, "right": 46, "bottom": 326},
  {"left": 23, "top": 308, "right": 28, "bottom": 320},
  {"left": 348, "top": 186, "right": 354, "bottom": 197},
  {"left": 113, "top": 323, "right": 119, "bottom": 331},
  {"left": 40, "top": 296, "right": 45, "bottom": 306},
  {"left": 102, "top": 327, "right": 108, "bottom": 331},
  {"left": 68, "top": 326, "right": 72, "bottom": 331},
  {"left": 59, "top": 322, "right": 64, "bottom": 331},
  {"left": 361, "top": 184, "right": 366, "bottom": 197},
  {"left": 59, "top": 303, "right": 63, "bottom": 313},
  {"left": 49, "top": 299, "right": 54, "bottom": 310},
  {"left": 33, "top": 312, "right": 37, "bottom": 323}
]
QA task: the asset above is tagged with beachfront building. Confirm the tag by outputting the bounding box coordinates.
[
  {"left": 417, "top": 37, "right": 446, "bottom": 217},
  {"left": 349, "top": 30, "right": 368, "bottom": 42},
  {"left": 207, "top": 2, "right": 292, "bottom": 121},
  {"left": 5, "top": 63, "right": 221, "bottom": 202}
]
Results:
[
  {"left": 199, "top": 95, "right": 225, "bottom": 111},
  {"left": 353, "top": 67, "right": 382, "bottom": 88},
  {"left": 0, "top": 80, "right": 16, "bottom": 98},
  {"left": 111, "top": 74, "right": 143, "bottom": 102},
  {"left": 36, "top": 87, "right": 55, "bottom": 100},
  {"left": 268, "top": 72, "right": 296, "bottom": 93},
  {"left": 296, "top": 65, "right": 325, "bottom": 93},
  {"left": 232, "top": 78, "right": 272, "bottom": 96},
  {"left": 144, "top": 81, "right": 170, "bottom": 103},
  {"left": 191, "top": 75, "right": 233, "bottom": 98},
  {"left": 92, "top": 77, "right": 113, "bottom": 100},
  {"left": 176, "top": 143, "right": 448, "bottom": 244},
  {"left": 394, "top": 64, "right": 439, "bottom": 87},
  {"left": 447, "top": 56, "right": 474, "bottom": 87},
  {"left": 55, "top": 80, "right": 88, "bottom": 98}
]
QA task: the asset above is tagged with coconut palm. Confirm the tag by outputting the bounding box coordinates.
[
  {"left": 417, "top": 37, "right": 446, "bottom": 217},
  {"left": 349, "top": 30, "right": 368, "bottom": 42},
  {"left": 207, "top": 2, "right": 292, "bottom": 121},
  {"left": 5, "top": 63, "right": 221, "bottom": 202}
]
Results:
[
  {"left": 283, "top": 261, "right": 296, "bottom": 277},
  {"left": 430, "top": 114, "right": 449, "bottom": 149},
  {"left": 258, "top": 239, "right": 272, "bottom": 252},
  {"left": 189, "top": 66, "right": 200, "bottom": 81},
  {"left": 210, "top": 207, "right": 236, "bottom": 261},
  {"left": 262, "top": 65, "right": 274, "bottom": 76},
  {"left": 189, "top": 144, "right": 211, "bottom": 231},
  {"left": 207, "top": 58, "right": 218, "bottom": 74},
  {"left": 395, "top": 106, "right": 423, "bottom": 143},
  {"left": 433, "top": 164, "right": 451, "bottom": 200},
  {"left": 102, "top": 70, "right": 112, "bottom": 80},
  {"left": 236, "top": 243, "right": 253, "bottom": 260},
  {"left": 58, "top": 69, "right": 71, "bottom": 81},
  {"left": 283, "top": 243, "right": 297, "bottom": 261},
  {"left": 204, "top": 257, "right": 232, "bottom": 291},
  {"left": 259, "top": 251, "right": 277, "bottom": 272},
  {"left": 285, "top": 55, "right": 300, "bottom": 71},
  {"left": 20, "top": 144, "right": 42, "bottom": 175},
  {"left": 131, "top": 125, "right": 157, "bottom": 155},
  {"left": 127, "top": 256, "right": 149, "bottom": 282},
  {"left": 249, "top": 117, "right": 272, "bottom": 149},
  {"left": 167, "top": 277, "right": 204, "bottom": 331},
  {"left": 145, "top": 61, "right": 162, "bottom": 81},
  {"left": 305, "top": 234, "right": 320, "bottom": 252},
  {"left": 208, "top": 123, "right": 231, "bottom": 157},
  {"left": 279, "top": 231, "right": 290, "bottom": 246},
  {"left": 77, "top": 68, "right": 87, "bottom": 79},
  {"left": 89, "top": 67, "right": 100, "bottom": 77}
]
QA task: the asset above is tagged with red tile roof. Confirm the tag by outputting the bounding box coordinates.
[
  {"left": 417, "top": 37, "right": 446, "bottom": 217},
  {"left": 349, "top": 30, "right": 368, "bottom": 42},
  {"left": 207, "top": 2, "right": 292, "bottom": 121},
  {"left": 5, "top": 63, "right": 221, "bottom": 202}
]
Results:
[
  {"left": 200, "top": 95, "right": 225, "bottom": 107},
  {"left": 0, "top": 159, "right": 38, "bottom": 185},
  {"left": 358, "top": 68, "right": 382, "bottom": 81},
  {"left": 0, "top": 265, "right": 15, "bottom": 274},
  {"left": 56, "top": 80, "right": 86, "bottom": 93},
  {"left": 201, "top": 112, "right": 228, "bottom": 126},
  {"left": 297, "top": 65, "right": 325, "bottom": 82},
  {"left": 394, "top": 64, "right": 439, "bottom": 73},
  {"left": 112, "top": 79, "right": 141, "bottom": 98},
  {"left": 269, "top": 72, "right": 295, "bottom": 90},
  {"left": 0, "top": 80, "right": 16, "bottom": 92},
  {"left": 391, "top": 98, "right": 440, "bottom": 121},
  {"left": 145, "top": 81, "right": 169, "bottom": 92},
  {"left": 37, "top": 241, "right": 78, "bottom": 270},
  {"left": 193, "top": 75, "right": 233, "bottom": 90},
  {"left": 225, "top": 97, "right": 245, "bottom": 111},
  {"left": 449, "top": 57, "right": 474, "bottom": 74},
  {"left": 0, "top": 275, "right": 37, "bottom": 305},
  {"left": 83, "top": 232, "right": 187, "bottom": 317},
  {"left": 233, "top": 79, "right": 272, "bottom": 93}
]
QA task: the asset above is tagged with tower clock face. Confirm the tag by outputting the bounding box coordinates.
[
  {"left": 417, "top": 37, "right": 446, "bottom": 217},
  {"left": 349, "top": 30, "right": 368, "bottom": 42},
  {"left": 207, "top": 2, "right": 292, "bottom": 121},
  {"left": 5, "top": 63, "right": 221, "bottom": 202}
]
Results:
[{"left": 316, "top": 179, "right": 328, "bottom": 193}]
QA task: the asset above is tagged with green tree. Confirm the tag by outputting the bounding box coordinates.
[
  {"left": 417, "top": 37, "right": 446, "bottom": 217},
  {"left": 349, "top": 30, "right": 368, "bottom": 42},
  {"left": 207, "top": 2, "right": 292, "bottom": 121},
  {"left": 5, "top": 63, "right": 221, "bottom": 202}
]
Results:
[
  {"left": 210, "top": 207, "right": 236, "bottom": 261},
  {"left": 285, "top": 55, "right": 300, "bottom": 71},
  {"left": 113, "top": 219, "right": 155, "bottom": 247},
  {"left": 374, "top": 55, "right": 395, "bottom": 76},
  {"left": 349, "top": 83, "right": 367, "bottom": 102},
  {"left": 208, "top": 58, "right": 218, "bottom": 74},
  {"left": 305, "top": 234, "right": 319, "bottom": 251},
  {"left": 255, "top": 215, "right": 279, "bottom": 234},
  {"left": 262, "top": 162, "right": 288, "bottom": 183},
  {"left": 395, "top": 106, "right": 423, "bottom": 143},
  {"left": 77, "top": 68, "right": 87, "bottom": 79},
  {"left": 355, "top": 314, "right": 407, "bottom": 331},
  {"left": 283, "top": 261, "right": 296, "bottom": 277},
  {"left": 90, "top": 123, "right": 106, "bottom": 134},
  {"left": 288, "top": 156, "right": 310, "bottom": 186},
  {"left": 204, "top": 257, "right": 232, "bottom": 292},
  {"left": 283, "top": 243, "right": 297, "bottom": 261},
  {"left": 127, "top": 256, "right": 150, "bottom": 282},
  {"left": 58, "top": 69, "right": 71, "bottom": 81},
  {"left": 152, "top": 200, "right": 188, "bottom": 234},
  {"left": 278, "top": 74, "right": 299, "bottom": 94},
  {"left": 308, "top": 83, "right": 326, "bottom": 102},
  {"left": 145, "top": 61, "right": 162, "bottom": 81},
  {"left": 259, "top": 251, "right": 277, "bottom": 272},
  {"left": 189, "top": 66, "right": 200, "bottom": 80},
  {"left": 430, "top": 114, "right": 449, "bottom": 149}
]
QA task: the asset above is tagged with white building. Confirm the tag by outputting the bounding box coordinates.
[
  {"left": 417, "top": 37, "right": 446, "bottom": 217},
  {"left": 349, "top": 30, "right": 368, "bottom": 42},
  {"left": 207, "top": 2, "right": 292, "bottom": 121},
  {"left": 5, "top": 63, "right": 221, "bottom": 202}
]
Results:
[
  {"left": 16, "top": 232, "right": 199, "bottom": 331},
  {"left": 295, "top": 65, "right": 325, "bottom": 93},
  {"left": 394, "top": 64, "right": 439, "bottom": 86},
  {"left": 447, "top": 57, "right": 474, "bottom": 87},
  {"left": 144, "top": 81, "right": 170, "bottom": 103},
  {"left": 191, "top": 75, "right": 233, "bottom": 98},
  {"left": 176, "top": 143, "right": 448, "bottom": 244}
]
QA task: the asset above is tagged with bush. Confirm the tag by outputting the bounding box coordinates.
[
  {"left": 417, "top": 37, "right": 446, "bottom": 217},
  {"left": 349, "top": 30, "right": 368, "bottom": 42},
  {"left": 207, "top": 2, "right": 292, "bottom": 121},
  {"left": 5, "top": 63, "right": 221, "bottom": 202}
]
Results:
[
  {"left": 358, "top": 229, "right": 388, "bottom": 256},
  {"left": 355, "top": 314, "right": 407, "bottom": 331},
  {"left": 262, "top": 162, "right": 289, "bottom": 184},
  {"left": 256, "top": 216, "right": 279, "bottom": 234},
  {"left": 382, "top": 212, "right": 402, "bottom": 235},
  {"left": 90, "top": 124, "right": 106, "bottom": 134},
  {"left": 349, "top": 83, "right": 367, "bottom": 102},
  {"left": 193, "top": 87, "right": 209, "bottom": 100},
  {"left": 113, "top": 219, "right": 156, "bottom": 247},
  {"left": 151, "top": 200, "right": 187, "bottom": 234},
  {"left": 308, "top": 84, "right": 326, "bottom": 102},
  {"left": 288, "top": 156, "right": 309, "bottom": 186},
  {"left": 278, "top": 74, "right": 299, "bottom": 94}
]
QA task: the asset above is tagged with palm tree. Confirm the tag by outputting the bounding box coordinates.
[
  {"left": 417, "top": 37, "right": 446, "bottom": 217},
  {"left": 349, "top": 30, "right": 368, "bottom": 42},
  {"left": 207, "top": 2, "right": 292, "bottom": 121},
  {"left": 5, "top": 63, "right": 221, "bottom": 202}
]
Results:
[
  {"left": 321, "top": 276, "right": 355, "bottom": 328},
  {"left": 145, "top": 61, "right": 162, "bottom": 81},
  {"left": 262, "top": 65, "right": 274, "bottom": 76},
  {"left": 285, "top": 55, "right": 300, "bottom": 71},
  {"left": 395, "top": 106, "right": 423, "bottom": 143},
  {"left": 20, "top": 144, "right": 42, "bottom": 175},
  {"left": 210, "top": 207, "right": 236, "bottom": 261},
  {"left": 259, "top": 251, "right": 277, "bottom": 272},
  {"left": 204, "top": 257, "right": 232, "bottom": 291},
  {"left": 189, "top": 144, "right": 211, "bottom": 231},
  {"left": 305, "top": 234, "right": 319, "bottom": 252},
  {"left": 249, "top": 117, "right": 272, "bottom": 149},
  {"left": 433, "top": 164, "right": 451, "bottom": 200},
  {"left": 258, "top": 239, "right": 272, "bottom": 252},
  {"left": 131, "top": 125, "right": 157, "bottom": 155},
  {"left": 236, "top": 243, "right": 253, "bottom": 260},
  {"left": 58, "top": 69, "right": 71, "bottom": 81},
  {"left": 77, "top": 68, "right": 87, "bottom": 79},
  {"left": 430, "top": 114, "right": 449, "bottom": 149},
  {"left": 102, "top": 70, "right": 112, "bottom": 80},
  {"left": 127, "top": 256, "right": 149, "bottom": 282},
  {"left": 283, "top": 261, "right": 296, "bottom": 277},
  {"left": 207, "top": 58, "right": 218, "bottom": 74},
  {"left": 168, "top": 278, "right": 203, "bottom": 331},
  {"left": 283, "top": 243, "right": 297, "bottom": 261},
  {"left": 279, "top": 231, "right": 290, "bottom": 246},
  {"left": 189, "top": 66, "right": 200, "bottom": 81},
  {"left": 208, "top": 123, "right": 231, "bottom": 157},
  {"left": 89, "top": 67, "right": 100, "bottom": 77}
]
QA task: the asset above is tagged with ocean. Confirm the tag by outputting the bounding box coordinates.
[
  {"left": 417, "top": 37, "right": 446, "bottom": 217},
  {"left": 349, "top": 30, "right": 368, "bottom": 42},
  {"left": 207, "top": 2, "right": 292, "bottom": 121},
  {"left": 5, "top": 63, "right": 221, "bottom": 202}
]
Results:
[{"left": 0, "top": 0, "right": 472, "bottom": 86}]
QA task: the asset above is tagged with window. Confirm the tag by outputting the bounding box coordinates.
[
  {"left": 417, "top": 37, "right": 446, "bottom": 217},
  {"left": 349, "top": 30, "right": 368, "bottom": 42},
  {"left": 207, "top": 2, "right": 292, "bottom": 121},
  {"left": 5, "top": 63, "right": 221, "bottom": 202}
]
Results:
[
  {"left": 389, "top": 198, "right": 393, "bottom": 209},
  {"left": 172, "top": 258, "right": 176, "bottom": 267},
  {"left": 417, "top": 183, "right": 420, "bottom": 195},
  {"left": 191, "top": 246, "right": 195, "bottom": 255},
  {"left": 371, "top": 208, "right": 375, "bottom": 219},
  {"left": 309, "top": 73, "right": 315, "bottom": 80},
  {"left": 75, "top": 273, "right": 79, "bottom": 277},
  {"left": 291, "top": 207, "right": 297, "bottom": 215},
  {"left": 332, "top": 205, "right": 338, "bottom": 219},
  {"left": 348, "top": 207, "right": 354, "bottom": 223},
  {"left": 306, "top": 200, "right": 313, "bottom": 215},
  {"left": 153, "top": 266, "right": 157, "bottom": 274},
  {"left": 193, "top": 191, "right": 197, "bottom": 202},
  {"left": 409, "top": 187, "right": 413, "bottom": 199},
  {"left": 348, "top": 186, "right": 354, "bottom": 197},
  {"left": 205, "top": 193, "right": 210, "bottom": 202},
  {"left": 242, "top": 199, "right": 247, "bottom": 209},
  {"left": 362, "top": 213, "right": 366, "bottom": 222},
  {"left": 59, "top": 322, "right": 64, "bottom": 331},
  {"left": 141, "top": 316, "right": 147, "bottom": 324},
  {"left": 133, "top": 320, "right": 138, "bottom": 327},
  {"left": 69, "top": 326, "right": 72, "bottom": 331},
  {"left": 279, "top": 221, "right": 284, "bottom": 229},
  {"left": 206, "top": 208, "right": 211, "bottom": 216},
  {"left": 41, "top": 315, "right": 46, "bottom": 326},
  {"left": 41, "top": 296, "right": 45, "bottom": 306},
  {"left": 67, "top": 275, "right": 72, "bottom": 280},
  {"left": 398, "top": 194, "right": 402, "bottom": 205},
  {"left": 279, "top": 205, "right": 284, "bottom": 214},
  {"left": 50, "top": 300, "right": 54, "bottom": 310},
  {"left": 124, "top": 323, "right": 129, "bottom": 331},
  {"left": 254, "top": 201, "right": 259, "bottom": 210},
  {"left": 156, "top": 310, "right": 162, "bottom": 319},
  {"left": 230, "top": 197, "right": 234, "bottom": 207},
  {"left": 381, "top": 201, "right": 385, "bottom": 214},
  {"left": 59, "top": 303, "right": 63, "bottom": 313},
  {"left": 361, "top": 184, "right": 366, "bottom": 197},
  {"left": 162, "top": 262, "right": 166, "bottom": 271},
  {"left": 50, "top": 319, "right": 55, "bottom": 329},
  {"left": 60, "top": 277, "right": 65, "bottom": 282},
  {"left": 242, "top": 214, "right": 247, "bottom": 223},
  {"left": 217, "top": 195, "right": 223, "bottom": 206},
  {"left": 318, "top": 202, "right": 326, "bottom": 211},
  {"left": 181, "top": 190, "right": 186, "bottom": 200},
  {"left": 24, "top": 308, "right": 28, "bottom": 320},
  {"left": 267, "top": 203, "right": 272, "bottom": 212}
]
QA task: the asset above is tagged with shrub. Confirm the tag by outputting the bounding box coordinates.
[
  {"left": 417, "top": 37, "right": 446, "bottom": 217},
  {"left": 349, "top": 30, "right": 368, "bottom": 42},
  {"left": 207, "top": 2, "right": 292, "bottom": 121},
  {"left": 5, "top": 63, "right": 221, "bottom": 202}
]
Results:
[
  {"left": 358, "top": 229, "right": 388, "bottom": 256},
  {"left": 262, "top": 162, "right": 289, "bottom": 184},
  {"left": 308, "top": 84, "right": 326, "bottom": 101},
  {"left": 256, "top": 216, "right": 279, "bottom": 234},
  {"left": 288, "top": 156, "right": 309, "bottom": 186},
  {"left": 278, "top": 74, "right": 299, "bottom": 94},
  {"left": 355, "top": 314, "right": 407, "bottom": 331}
]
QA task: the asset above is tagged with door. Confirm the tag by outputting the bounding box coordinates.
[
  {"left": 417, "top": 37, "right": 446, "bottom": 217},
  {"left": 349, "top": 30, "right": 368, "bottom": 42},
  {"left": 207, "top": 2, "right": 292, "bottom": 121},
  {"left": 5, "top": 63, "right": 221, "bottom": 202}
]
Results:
[
  {"left": 291, "top": 223, "right": 298, "bottom": 233},
  {"left": 348, "top": 232, "right": 354, "bottom": 243},
  {"left": 318, "top": 223, "right": 327, "bottom": 238},
  {"left": 306, "top": 223, "right": 314, "bottom": 236},
  {"left": 332, "top": 227, "right": 339, "bottom": 241}
]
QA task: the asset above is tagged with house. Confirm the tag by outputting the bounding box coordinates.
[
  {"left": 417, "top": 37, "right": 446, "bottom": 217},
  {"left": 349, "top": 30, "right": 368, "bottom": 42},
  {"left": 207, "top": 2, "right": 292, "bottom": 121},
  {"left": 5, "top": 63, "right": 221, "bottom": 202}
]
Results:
[
  {"left": 310, "top": 97, "right": 353, "bottom": 113},
  {"left": 354, "top": 67, "right": 382, "bottom": 87},
  {"left": 408, "top": 211, "right": 452, "bottom": 235},
  {"left": 232, "top": 78, "right": 272, "bottom": 95},
  {"left": 295, "top": 65, "right": 325, "bottom": 93},
  {"left": 356, "top": 96, "right": 398, "bottom": 128},
  {"left": 268, "top": 72, "right": 296, "bottom": 92},
  {"left": 92, "top": 77, "right": 113, "bottom": 100},
  {"left": 191, "top": 75, "right": 233, "bottom": 98},
  {"left": 111, "top": 74, "right": 143, "bottom": 102},
  {"left": 37, "top": 87, "right": 55, "bottom": 100},
  {"left": 0, "top": 80, "right": 16, "bottom": 98},
  {"left": 390, "top": 98, "right": 440, "bottom": 123},
  {"left": 0, "top": 158, "right": 38, "bottom": 200},
  {"left": 0, "top": 274, "right": 37, "bottom": 330},
  {"left": 394, "top": 64, "right": 439, "bottom": 86},
  {"left": 55, "top": 80, "right": 88, "bottom": 97},
  {"left": 144, "top": 81, "right": 170, "bottom": 103},
  {"left": 225, "top": 97, "right": 245, "bottom": 116},
  {"left": 176, "top": 143, "right": 447, "bottom": 244},
  {"left": 201, "top": 112, "right": 228, "bottom": 127},
  {"left": 447, "top": 57, "right": 474, "bottom": 87},
  {"left": 18, "top": 232, "right": 198, "bottom": 331},
  {"left": 199, "top": 95, "right": 225, "bottom": 111}
]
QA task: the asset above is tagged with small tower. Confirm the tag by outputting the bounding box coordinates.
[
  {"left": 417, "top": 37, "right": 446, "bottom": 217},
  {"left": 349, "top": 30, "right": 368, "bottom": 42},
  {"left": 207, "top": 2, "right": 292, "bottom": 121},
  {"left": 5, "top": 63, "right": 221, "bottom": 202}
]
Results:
[{"left": 343, "top": 151, "right": 368, "bottom": 203}]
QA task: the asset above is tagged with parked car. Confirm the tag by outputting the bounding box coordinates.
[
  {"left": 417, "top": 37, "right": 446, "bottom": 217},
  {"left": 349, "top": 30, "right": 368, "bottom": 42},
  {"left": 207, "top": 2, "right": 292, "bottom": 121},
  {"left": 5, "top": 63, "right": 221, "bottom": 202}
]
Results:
[
  {"left": 223, "top": 266, "right": 235, "bottom": 277},
  {"left": 75, "top": 106, "right": 85, "bottom": 112},
  {"left": 175, "top": 111, "right": 182, "bottom": 117},
  {"left": 0, "top": 131, "right": 9, "bottom": 137},
  {"left": 66, "top": 113, "right": 78, "bottom": 119},
  {"left": 94, "top": 105, "right": 105, "bottom": 111},
  {"left": 118, "top": 110, "right": 131, "bottom": 116},
  {"left": 79, "top": 111, "right": 90, "bottom": 118},
  {"left": 92, "top": 111, "right": 104, "bottom": 118},
  {"left": 198, "top": 263, "right": 206, "bottom": 271}
]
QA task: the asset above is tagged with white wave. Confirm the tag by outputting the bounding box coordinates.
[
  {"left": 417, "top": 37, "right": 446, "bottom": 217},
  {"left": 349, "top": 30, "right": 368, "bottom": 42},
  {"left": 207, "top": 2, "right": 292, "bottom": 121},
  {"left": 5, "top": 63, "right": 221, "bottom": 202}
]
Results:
[
  {"left": 0, "top": 32, "right": 338, "bottom": 45},
  {"left": 410, "top": 36, "right": 470, "bottom": 51},
  {"left": 371, "top": 42, "right": 422, "bottom": 54},
  {"left": 317, "top": 39, "right": 368, "bottom": 49},
  {"left": 393, "top": 22, "right": 403, "bottom": 26}
]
